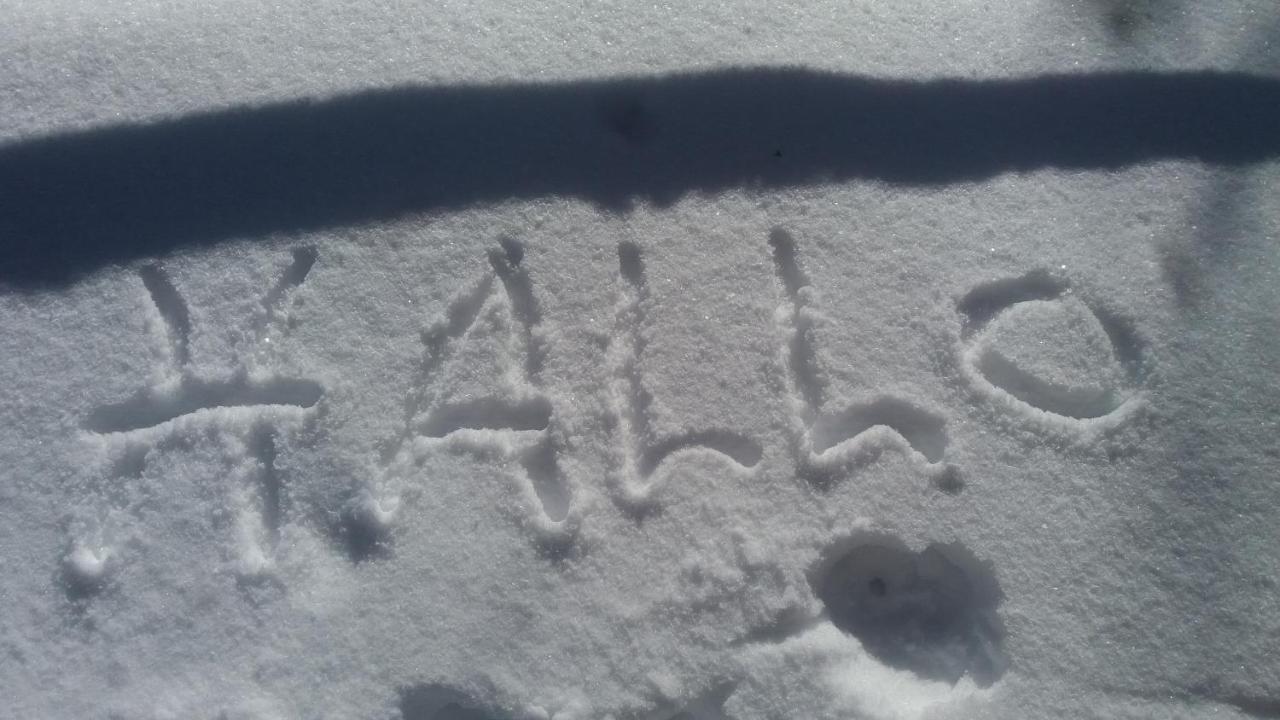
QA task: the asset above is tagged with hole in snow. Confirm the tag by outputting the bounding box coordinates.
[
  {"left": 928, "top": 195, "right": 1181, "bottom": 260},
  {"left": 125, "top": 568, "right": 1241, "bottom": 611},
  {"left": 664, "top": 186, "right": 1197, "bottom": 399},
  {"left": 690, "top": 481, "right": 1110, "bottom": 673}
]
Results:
[
  {"left": 334, "top": 495, "right": 394, "bottom": 564},
  {"left": 814, "top": 537, "right": 1009, "bottom": 687},
  {"left": 399, "top": 684, "right": 506, "bottom": 720},
  {"left": 867, "top": 576, "right": 887, "bottom": 597}
]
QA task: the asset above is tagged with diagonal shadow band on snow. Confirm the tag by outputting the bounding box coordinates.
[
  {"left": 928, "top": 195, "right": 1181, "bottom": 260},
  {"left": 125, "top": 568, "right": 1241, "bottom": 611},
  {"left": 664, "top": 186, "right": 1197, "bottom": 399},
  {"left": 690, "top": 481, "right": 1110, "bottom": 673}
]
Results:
[{"left": 2, "top": 68, "right": 1279, "bottom": 289}]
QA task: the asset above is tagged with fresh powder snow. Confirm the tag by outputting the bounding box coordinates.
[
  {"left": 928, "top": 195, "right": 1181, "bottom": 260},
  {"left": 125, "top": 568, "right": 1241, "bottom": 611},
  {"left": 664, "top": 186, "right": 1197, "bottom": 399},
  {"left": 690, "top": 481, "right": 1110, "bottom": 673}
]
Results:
[{"left": 1, "top": 2, "right": 1279, "bottom": 719}]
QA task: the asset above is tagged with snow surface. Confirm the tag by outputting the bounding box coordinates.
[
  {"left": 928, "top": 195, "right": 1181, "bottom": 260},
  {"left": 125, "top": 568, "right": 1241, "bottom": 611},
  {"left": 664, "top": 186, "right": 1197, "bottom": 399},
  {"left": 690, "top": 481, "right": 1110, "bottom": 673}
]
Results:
[{"left": 2, "top": 2, "right": 1279, "bottom": 719}]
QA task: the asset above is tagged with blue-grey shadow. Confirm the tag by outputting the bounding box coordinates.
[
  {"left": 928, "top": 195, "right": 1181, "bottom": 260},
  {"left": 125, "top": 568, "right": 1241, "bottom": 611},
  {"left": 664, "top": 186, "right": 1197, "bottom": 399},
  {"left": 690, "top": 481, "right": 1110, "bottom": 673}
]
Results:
[{"left": 2, "top": 68, "right": 1278, "bottom": 289}]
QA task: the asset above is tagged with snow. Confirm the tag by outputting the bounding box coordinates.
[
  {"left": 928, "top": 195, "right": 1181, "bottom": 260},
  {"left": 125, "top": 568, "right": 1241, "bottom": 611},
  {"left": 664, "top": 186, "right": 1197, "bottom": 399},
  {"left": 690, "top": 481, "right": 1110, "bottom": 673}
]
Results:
[{"left": 2, "top": 1, "right": 1280, "bottom": 719}]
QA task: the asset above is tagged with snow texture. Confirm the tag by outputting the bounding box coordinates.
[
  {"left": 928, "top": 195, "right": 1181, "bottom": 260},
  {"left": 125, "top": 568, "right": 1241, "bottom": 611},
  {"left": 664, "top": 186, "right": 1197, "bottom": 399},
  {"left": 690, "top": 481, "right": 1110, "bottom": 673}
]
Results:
[{"left": 1, "top": 1, "right": 1280, "bottom": 719}]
